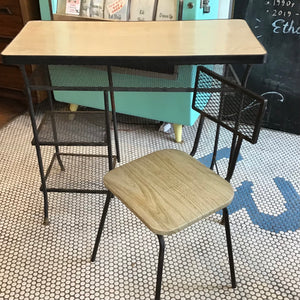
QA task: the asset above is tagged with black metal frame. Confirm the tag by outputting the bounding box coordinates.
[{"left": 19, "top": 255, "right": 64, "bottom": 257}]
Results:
[
  {"left": 91, "top": 193, "right": 236, "bottom": 300},
  {"left": 4, "top": 52, "right": 267, "bottom": 66},
  {"left": 3, "top": 17, "right": 267, "bottom": 297},
  {"left": 20, "top": 64, "right": 120, "bottom": 225},
  {"left": 90, "top": 65, "right": 268, "bottom": 300},
  {"left": 190, "top": 65, "right": 266, "bottom": 226},
  {"left": 19, "top": 61, "right": 266, "bottom": 298},
  {"left": 190, "top": 64, "right": 252, "bottom": 157},
  {"left": 20, "top": 62, "right": 255, "bottom": 225},
  {"left": 192, "top": 66, "right": 266, "bottom": 145}
]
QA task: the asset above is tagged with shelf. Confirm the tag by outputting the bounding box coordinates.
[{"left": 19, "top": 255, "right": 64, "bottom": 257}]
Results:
[
  {"left": 32, "top": 111, "right": 108, "bottom": 146},
  {"left": 42, "top": 153, "right": 117, "bottom": 193}
]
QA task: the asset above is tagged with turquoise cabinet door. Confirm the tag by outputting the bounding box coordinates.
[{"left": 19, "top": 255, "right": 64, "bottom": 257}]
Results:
[
  {"left": 39, "top": 0, "right": 57, "bottom": 20},
  {"left": 39, "top": 0, "right": 221, "bottom": 126},
  {"left": 181, "top": 0, "right": 219, "bottom": 20}
]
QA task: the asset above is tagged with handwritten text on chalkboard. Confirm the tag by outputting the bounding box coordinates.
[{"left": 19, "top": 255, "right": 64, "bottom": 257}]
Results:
[
  {"left": 263, "top": 0, "right": 300, "bottom": 35},
  {"left": 234, "top": 0, "right": 300, "bottom": 133},
  {"left": 272, "top": 19, "right": 300, "bottom": 34},
  {"left": 265, "top": 0, "right": 299, "bottom": 17}
]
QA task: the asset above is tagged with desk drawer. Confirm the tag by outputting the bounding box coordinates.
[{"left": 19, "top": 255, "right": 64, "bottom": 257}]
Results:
[
  {"left": 0, "top": 64, "right": 24, "bottom": 90},
  {"left": 0, "top": 0, "right": 23, "bottom": 38}
]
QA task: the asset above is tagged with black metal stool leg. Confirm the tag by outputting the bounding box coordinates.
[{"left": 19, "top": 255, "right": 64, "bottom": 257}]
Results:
[
  {"left": 155, "top": 235, "right": 165, "bottom": 300},
  {"left": 190, "top": 115, "right": 205, "bottom": 157},
  {"left": 91, "top": 191, "right": 112, "bottom": 262},
  {"left": 223, "top": 207, "right": 236, "bottom": 288}
]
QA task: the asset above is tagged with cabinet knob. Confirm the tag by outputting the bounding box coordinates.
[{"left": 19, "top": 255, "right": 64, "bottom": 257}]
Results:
[{"left": 187, "top": 2, "right": 194, "bottom": 9}]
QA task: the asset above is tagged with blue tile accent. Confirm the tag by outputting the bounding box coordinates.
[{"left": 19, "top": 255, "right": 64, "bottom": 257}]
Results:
[
  {"left": 198, "top": 148, "right": 300, "bottom": 233},
  {"left": 217, "top": 179, "right": 300, "bottom": 233}
]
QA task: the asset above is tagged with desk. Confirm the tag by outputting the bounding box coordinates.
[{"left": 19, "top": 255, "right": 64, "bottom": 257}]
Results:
[
  {"left": 2, "top": 20, "right": 266, "bottom": 65},
  {"left": 1, "top": 19, "right": 267, "bottom": 224}
]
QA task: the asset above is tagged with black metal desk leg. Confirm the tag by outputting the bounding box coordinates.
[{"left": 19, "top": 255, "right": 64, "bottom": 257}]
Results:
[
  {"left": 46, "top": 90, "right": 65, "bottom": 171},
  {"left": 107, "top": 65, "right": 121, "bottom": 163},
  {"left": 45, "top": 66, "right": 65, "bottom": 171},
  {"left": 103, "top": 91, "right": 113, "bottom": 171},
  {"left": 241, "top": 64, "right": 253, "bottom": 87},
  {"left": 19, "top": 65, "right": 49, "bottom": 225}
]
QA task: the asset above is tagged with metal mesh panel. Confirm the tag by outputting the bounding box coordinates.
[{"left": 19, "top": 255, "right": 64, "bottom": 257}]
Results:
[
  {"left": 33, "top": 111, "right": 108, "bottom": 146},
  {"left": 192, "top": 66, "right": 267, "bottom": 144}
]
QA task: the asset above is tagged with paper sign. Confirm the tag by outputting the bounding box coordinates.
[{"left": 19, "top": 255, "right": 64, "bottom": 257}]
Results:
[
  {"left": 80, "top": 0, "right": 91, "bottom": 16},
  {"left": 107, "top": 0, "right": 126, "bottom": 15},
  {"left": 156, "top": 0, "right": 177, "bottom": 21},
  {"left": 104, "top": 0, "right": 129, "bottom": 20},
  {"left": 65, "top": 0, "right": 81, "bottom": 15},
  {"left": 90, "top": 0, "right": 104, "bottom": 18},
  {"left": 129, "top": 0, "right": 156, "bottom": 21}
]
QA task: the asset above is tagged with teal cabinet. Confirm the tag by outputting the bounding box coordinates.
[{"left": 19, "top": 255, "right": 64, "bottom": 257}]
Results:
[{"left": 40, "top": 0, "right": 220, "bottom": 127}]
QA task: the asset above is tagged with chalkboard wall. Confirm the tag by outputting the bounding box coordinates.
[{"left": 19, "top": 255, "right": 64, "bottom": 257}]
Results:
[{"left": 234, "top": 0, "right": 300, "bottom": 134}]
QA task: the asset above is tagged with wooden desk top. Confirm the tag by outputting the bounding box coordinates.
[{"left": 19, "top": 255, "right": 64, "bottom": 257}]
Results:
[{"left": 1, "top": 19, "right": 267, "bottom": 65}]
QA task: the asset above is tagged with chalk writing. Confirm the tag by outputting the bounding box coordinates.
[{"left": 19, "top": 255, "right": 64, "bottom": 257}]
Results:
[
  {"left": 236, "top": 0, "right": 300, "bottom": 133},
  {"left": 272, "top": 0, "right": 295, "bottom": 7},
  {"left": 265, "top": 0, "right": 299, "bottom": 18},
  {"left": 272, "top": 9, "right": 292, "bottom": 17},
  {"left": 272, "top": 19, "right": 300, "bottom": 34},
  {"left": 261, "top": 91, "right": 285, "bottom": 102}
]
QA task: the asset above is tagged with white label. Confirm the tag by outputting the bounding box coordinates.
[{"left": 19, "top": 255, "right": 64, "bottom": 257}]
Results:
[
  {"left": 104, "top": 0, "right": 129, "bottom": 20},
  {"left": 129, "top": 0, "right": 156, "bottom": 21},
  {"left": 90, "top": 0, "right": 104, "bottom": 18},
  {"left": 80, "top": 0, "right": 91, "bottom": 16},
  {"left": 156, "top": 0, "right": 177, "bottom": 21}
]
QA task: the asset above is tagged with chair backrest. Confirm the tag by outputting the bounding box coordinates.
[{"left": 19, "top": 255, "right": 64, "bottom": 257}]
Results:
[
  {"left": 192, "top": 66, "right": 267, "bottom": 144},
  {"left": 191, "top": 66, "right": 267, "bottom": 181}
]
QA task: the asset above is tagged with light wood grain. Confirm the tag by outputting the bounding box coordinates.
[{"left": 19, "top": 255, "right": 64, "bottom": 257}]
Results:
[
  {"left": 104, "top": 149, "right": 234, "bottom": 235},
  {"left": 2, "top": 19, "right": 266, "bottom": 62}
]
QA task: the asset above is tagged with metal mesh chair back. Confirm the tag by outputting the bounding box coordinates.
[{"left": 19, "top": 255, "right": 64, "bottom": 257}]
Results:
[{"left": 192, "top": 66, "right": 267, "bottom": 144}]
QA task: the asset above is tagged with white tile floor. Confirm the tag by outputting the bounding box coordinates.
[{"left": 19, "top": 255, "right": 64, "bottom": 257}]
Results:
[{"left": 0, "top": 105, "right": 299, "bottom": 300}]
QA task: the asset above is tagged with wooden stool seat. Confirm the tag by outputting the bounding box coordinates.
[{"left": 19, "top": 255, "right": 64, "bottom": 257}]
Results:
[{"left": 104, "top": 149, "right": 234, "bottom": 235}]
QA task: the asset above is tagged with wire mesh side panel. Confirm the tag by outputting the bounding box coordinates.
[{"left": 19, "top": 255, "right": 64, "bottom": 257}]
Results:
[
  {"left": 192, "top": 66, "right": 267, "bottom": 144},
  {"left": 33, "top": 111, "right": 107, "bottom": 146}
]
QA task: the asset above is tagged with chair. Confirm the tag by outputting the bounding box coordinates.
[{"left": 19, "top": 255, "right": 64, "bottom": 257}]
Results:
[{"left": 91, "top": 66, "right": 267, "bottom": 299}]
